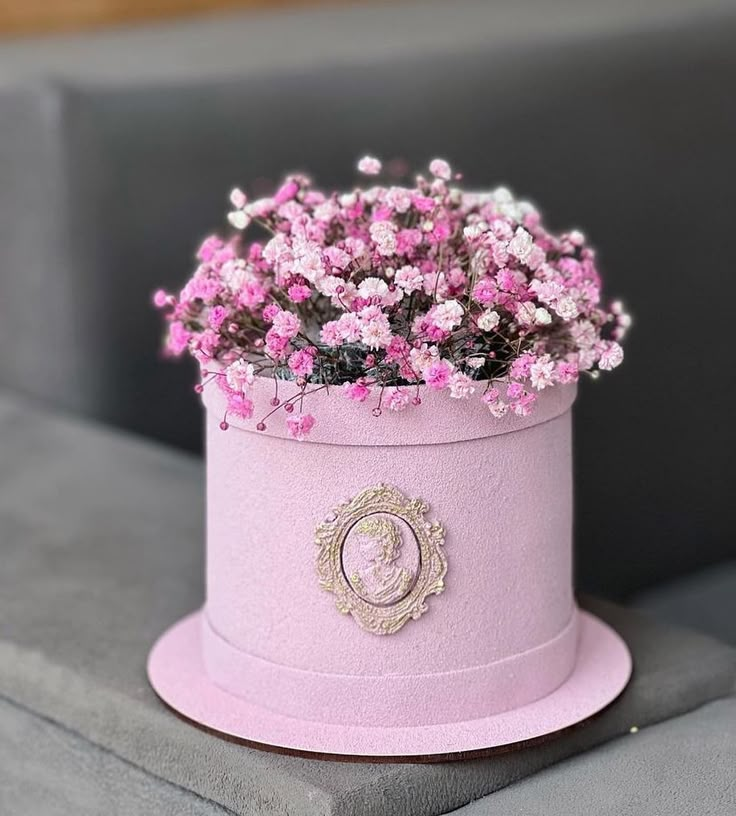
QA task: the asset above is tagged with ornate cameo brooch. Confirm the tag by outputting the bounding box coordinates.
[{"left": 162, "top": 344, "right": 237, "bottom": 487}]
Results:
[{"left": 315, "top": 484, "right": 447, "bottom": 635}]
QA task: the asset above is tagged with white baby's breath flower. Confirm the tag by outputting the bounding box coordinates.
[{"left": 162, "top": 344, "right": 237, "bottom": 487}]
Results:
[
  {"left": 507, "top": 227, "right": 534, "bottom": 263},
  {"left": 477, "top": 309, "right": 500, "bottom": 332},
  {"left": 433, "top": 299, "right": 464, "bottom": 331},
  {"left": 463, "top": 222, "right": 488, "bottom": 241},
  {"left": 534, "top": 307, "right": 552, "bottom": 325},
  {"left": 357, "top": 156, "right": 382, "bottom": 175},
  {"left": 225, "top": 359, "right": 255, "bottom": 392},
  {"left": 429, "top": 158, "right": 452, "bottom": 180},
  {"left": 227, "top": 210, "right": 250, "bottom": 230},
  {"left": 229, "top": 187, "right": 247, "bottom": 209},
  {"left": 516, "top": 302, "right": 537, "bottom": 326},
  {"left": 555, "top": 296, "right": 580, "bottom": 321},
  {"left": 357, "top": 277, "right": 389, "bottom": 300},
  {"left": 448, "top": 372, "right": 475, "bottom": 399}
]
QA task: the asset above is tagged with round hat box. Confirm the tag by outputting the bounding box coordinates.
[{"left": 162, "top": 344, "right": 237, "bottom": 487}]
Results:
[{"left": 148, "top": 376, "right": 631, "bottom": 758}]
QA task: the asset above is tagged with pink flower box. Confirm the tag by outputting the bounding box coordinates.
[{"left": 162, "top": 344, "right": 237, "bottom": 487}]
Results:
[{"left": 148, "top": 376, "right": 630, "bottom": 757}]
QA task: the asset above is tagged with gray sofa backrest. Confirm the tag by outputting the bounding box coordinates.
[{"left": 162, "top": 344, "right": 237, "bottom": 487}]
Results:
[{"left": 1, "top": 1, "right": 735, "bottom": 597}]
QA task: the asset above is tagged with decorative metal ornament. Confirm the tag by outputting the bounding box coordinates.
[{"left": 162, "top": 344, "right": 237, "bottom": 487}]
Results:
[{"left": 315, "top": 483, "right": 447, "bottom": 635}]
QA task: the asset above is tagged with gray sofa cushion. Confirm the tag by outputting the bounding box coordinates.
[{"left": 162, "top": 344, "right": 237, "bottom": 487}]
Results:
[
  {"left": 0, "top": 697, "right": 227, "bottom": 816},
  {"left": 455, "top": 698, "right": 736, "bottom": 815},
  {"left": 633, "top": 562, "right": 736, "bottom": 646},
  {"left": 1, "top": 389, "right": 735, "bottom": 816}
]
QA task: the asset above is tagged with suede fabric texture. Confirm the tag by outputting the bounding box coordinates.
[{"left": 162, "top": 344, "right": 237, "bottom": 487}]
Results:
[
  {"left": 1, "top": 390, "right": 735, "bottom": 816},
  {"left": 455, "top": 698, "right": 736, "bottom": 815}
]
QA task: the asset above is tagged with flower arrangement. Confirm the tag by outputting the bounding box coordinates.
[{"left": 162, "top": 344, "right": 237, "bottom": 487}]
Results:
[{"left": 155, "top": 157, "right": 629, "bottom": 440}]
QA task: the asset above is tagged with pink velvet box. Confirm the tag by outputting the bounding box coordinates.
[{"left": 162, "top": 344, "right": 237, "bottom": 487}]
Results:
[{"left": 148, "top": 377, "right": 631, "bottom": 758}]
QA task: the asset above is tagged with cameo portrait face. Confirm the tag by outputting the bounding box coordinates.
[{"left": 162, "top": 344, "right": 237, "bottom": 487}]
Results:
[
  {"left": 315, "top": 484, "right": 447, "bottom": 635},
  {"left": 342, "top": 514, "right": 419, "bottom": 607}
]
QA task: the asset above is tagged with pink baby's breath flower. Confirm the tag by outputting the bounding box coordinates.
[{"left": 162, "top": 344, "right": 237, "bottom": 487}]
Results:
[
  {"left": 412, "top": 194, "right": 435, "bottom": 213},
  {"left": 274, "top": 180, "right": 299, "bottom": 205},
  {"left": 409, "top": 343, "right": 439, "bottom": 375},
  {"left": 208, "top": 305, "right": 228, "bottom": 331},
  {"left": 598, "top": 341, "right": 624, "bottom": 370},
  {"left": 286, "top": 413, "right": 316, "bottom": 441},
  {"left": 157, "top": 156, "right": 627, "bottom": 429},
  {"left": 530, "top": 354, "right": 556, "bottom": 390},
  {"left": 510, "top": 390, "right": 537, "bottom": 417},
  {"left": 385, "top": 334, "right": 411, "bottom": 363},
  {"left": 288, "top": 348, "right": 315, "bottom": 378},
  {"left": 394, "top": 265, "right": 424, "bottom": 294},
  {"left": 357, "top": 277, "right": 390, "bottom": 301},
  {"left": 505, "top": 382, "right": 523, "bottom": 402},
  {"left": 343, "top": 381, "right": 372, "bottom": 402},
  {"left": 369, "top": 220, "right": 397, "bottom": 257},
  {"left": 425, "top": 359, "right": 453, "bottom": 390},
  {"left": 153, "top": 289, "right": 168, "bottom": 307},
  {"left": 336, "top": 312, "right": 362, "bottom": 343},
  {"left": 510, "top": 353, "right": 536, "bottom": 381},
  {"left": 226, "top": 392, "right": 254, "bottom": 420},
  {"left": 449, "top": 372, "right": 475, "bottom": 399},
  {"left": 515, "top": 301, "right": 538, "bottom": 326},
  {"left": 265, "top": 328, "right": 290, "bottom": 358},
  {"left": 386, "top": 186, "right": 412, "bottom": 213},
  {"left": 323, "top": 246, "right": 351, "bottom": 270},
  {"left": 167, "top": 322, "right": 191, "bottom": 355},
  {"left": 320, "top": 320, "right": 342, "bottom": 347},
  {"left": 530, "top": 280, "right": 564, "bottom": 305},
  {"left": 430, "top": 299, "right": 464, "bottom": 332},
  {"left": 429, "top": 158, "right": 452, "bottom": 181},
  {"left": 357, "top": 156, "right": 382, "bottom": 175},
  {"left": 262, "top": 304, "right": 280, "bottom": 323},
  {"left": 508, "top": 228, "right": 534, "bottom": 263},
  {"left": 386, "top": 387, "right": 410, "bottom": 412},
  {"left": 360, "top": 311, "right": 393, "bottom": 350},
  {"left": 287, "top": 284, "right": 312, "bottom": 303},
  {"left": 271, "top": 309, "right": 301, "bottom": 339},
  {"left": 556, "top": 360, "right": 580, "bottom": 384},
  {"left": 482, "top": 389, "right": 509, "bottom": 418},
  {"left": 472, "top": 278, "right": 497, "bottom": 306}
]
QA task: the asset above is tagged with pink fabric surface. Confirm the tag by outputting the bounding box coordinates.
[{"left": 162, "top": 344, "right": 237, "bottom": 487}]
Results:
[
  {"left": 201, "top": 610, "right": 580, "bottom": 727},
  {"left": 148, "top": 609, "right": 631, "bottom": 756},
  {"left": 201, "top": 376, "right": 577, "bottom": 446}
]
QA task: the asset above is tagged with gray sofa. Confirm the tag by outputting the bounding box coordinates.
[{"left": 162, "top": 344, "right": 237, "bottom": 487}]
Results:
[{"left": 1, "top": 1, "right": 735, "bottom": 813}]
